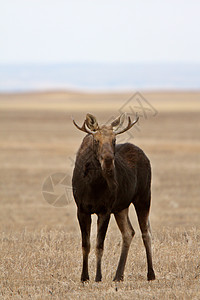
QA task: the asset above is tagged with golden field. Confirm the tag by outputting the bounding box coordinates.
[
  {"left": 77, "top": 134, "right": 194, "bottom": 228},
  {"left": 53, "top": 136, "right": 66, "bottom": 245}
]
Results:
[{"left": 0, "top": 91, "right": 200, "bottom": 299}]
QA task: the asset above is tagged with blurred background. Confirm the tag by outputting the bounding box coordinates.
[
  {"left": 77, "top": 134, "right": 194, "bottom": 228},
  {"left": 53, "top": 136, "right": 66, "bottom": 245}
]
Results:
[
  {"left": 0, "top": 1, "right": 200, "bottom": 298},
  {"left": 0, "top": 0, "right": 200, "bottom": 92}
]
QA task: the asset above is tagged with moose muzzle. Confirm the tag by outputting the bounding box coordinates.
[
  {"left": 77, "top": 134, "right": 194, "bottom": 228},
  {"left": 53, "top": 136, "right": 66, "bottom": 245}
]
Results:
[{"left": 100, "top": 152, "right": 115, "bottom": 174}]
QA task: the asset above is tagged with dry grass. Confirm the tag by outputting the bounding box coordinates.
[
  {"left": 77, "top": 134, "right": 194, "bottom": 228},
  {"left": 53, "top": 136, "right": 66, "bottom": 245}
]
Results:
[
  {"left": 0, "top": 91, "right": 200, "bottom": 299},
  {"left": 1, "top": 228, "right": 200, "bottom": 299}
]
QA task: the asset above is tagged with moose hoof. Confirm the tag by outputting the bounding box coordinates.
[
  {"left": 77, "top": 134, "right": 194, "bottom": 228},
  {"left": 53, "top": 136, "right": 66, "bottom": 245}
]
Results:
[
  {"left": 81, "top": 275, "right": 89, "bottom": 282},
  {"left": 147, "top": 271, "right": 156, "bottom": 281},
  {"left": 113, "top": 274, "right": 124, "bottom": 282},
  {"left": 95, "top": 276, "right": 102, "bottom": 282}
]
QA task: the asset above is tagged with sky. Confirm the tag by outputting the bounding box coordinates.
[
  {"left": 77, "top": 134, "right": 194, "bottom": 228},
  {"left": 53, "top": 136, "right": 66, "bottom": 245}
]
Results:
[{"left": 0, "top": 0, "right": 200, "bottom": 64}]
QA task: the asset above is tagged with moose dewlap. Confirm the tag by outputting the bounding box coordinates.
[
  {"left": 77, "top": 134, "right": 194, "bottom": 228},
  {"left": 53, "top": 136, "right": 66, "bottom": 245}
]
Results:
[{"left": 72, "top": 113, "right": 155, "bottom": 282}]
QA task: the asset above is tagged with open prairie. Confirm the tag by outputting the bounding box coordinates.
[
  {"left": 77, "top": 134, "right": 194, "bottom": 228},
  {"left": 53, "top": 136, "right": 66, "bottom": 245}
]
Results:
[{"left": 0, "top": 91, "right": 200, "bottom": 299}]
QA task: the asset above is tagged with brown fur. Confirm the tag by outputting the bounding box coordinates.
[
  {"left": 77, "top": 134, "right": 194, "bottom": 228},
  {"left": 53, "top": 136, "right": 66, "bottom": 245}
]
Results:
[{"left": 72, "top": 115, "right": 155, "bottom": 282}]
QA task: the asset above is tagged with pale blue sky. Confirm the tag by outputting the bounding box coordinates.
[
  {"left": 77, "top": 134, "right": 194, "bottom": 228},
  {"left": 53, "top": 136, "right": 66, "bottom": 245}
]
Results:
[{"left": 0, "top": 0, "right": 200, "bottom": 64}]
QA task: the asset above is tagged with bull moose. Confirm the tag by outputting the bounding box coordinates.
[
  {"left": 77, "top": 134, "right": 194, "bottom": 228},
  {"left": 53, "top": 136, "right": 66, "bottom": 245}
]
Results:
[{"left": 72, "top": 113, "right": 155, "bottom": 282}]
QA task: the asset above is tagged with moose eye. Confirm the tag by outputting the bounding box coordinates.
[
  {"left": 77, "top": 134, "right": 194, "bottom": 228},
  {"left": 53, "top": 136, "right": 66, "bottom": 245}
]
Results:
[
  {"left": 94, "top": 139, "right": 99, "bottom": 146},
  {"left": 112, "top": 139, "right": 116, "bottom": 146}
]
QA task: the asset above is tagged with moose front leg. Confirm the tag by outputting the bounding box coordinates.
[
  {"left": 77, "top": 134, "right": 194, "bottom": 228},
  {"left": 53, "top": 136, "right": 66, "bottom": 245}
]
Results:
[
  {"left": 95, "top": 213, "right": 110, "bottom": 282},
  {"left": 77, "top": 210, "right": 91, "bottom": 282}
]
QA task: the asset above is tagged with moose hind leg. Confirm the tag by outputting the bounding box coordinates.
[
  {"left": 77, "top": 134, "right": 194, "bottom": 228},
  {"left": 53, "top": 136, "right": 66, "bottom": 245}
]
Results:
[
  {"left": 135, "top": 205, "right": 155, "bottom": 281},
  {"left": 77, "top": 210, "right": 91, "bottom": 282},
  {"left": 95, "top": 213, "right": 110, "bottom": 282},
  {"left": 113, "top": 208, "right": 135, "bottom": 281}
]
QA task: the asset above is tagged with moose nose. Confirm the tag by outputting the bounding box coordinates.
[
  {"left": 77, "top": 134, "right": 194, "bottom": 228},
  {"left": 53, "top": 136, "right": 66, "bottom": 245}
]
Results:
[
  {"left": 100, "top": 154, "right": 114, "bottom": 172},
  {"left": 104, "top": 156, "right": 113, "bottom": 168}
]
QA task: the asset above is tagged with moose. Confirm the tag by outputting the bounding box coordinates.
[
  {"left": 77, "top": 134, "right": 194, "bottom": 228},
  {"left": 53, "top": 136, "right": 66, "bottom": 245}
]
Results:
[{"left": 72, "top": 113, "right": 155, "bottom": 282}]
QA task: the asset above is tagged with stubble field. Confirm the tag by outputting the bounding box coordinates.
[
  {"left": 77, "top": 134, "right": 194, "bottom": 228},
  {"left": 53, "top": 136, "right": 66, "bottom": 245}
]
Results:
[{"left": 0, "top": 91, "right": 200, "bottom": 299}]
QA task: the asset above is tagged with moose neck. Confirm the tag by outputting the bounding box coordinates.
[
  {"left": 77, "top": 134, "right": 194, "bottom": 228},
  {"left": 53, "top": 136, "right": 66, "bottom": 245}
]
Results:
[{"left": 102, "top": 167, "right": 117, "bottom": 193}]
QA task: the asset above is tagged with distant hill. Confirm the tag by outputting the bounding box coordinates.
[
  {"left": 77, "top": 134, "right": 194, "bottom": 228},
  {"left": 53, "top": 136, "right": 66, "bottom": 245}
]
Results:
[{"left": 0, "top": 63, "right": 199, "bottom": 92}]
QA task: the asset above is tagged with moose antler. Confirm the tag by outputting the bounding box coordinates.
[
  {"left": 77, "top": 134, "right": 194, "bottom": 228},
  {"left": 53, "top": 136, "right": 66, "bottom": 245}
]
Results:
[
  {"left": 72, "top": 119, "right": 95, "bottom": 134},
  {"left": 114, "top": 114, "right": 139, "bottom": 135}
]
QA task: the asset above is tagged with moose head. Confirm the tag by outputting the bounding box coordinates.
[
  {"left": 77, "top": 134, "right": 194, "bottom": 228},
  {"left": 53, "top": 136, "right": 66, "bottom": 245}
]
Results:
[{"left": 73, "top": 113, "right": 139, "bottom": 178}]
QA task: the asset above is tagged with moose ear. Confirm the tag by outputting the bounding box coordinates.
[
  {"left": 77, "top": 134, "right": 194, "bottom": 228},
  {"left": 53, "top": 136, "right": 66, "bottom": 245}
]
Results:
[
  {"left": 85, "top": 113, "right": 99, "bottom": 131},
  {"left": 111, "top": 113, "right": 126, "bottom": 131}
]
